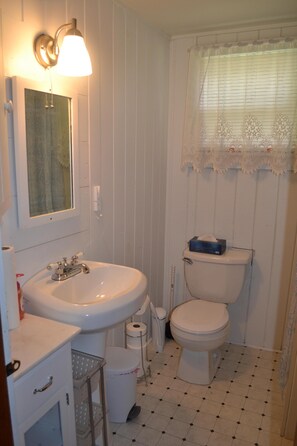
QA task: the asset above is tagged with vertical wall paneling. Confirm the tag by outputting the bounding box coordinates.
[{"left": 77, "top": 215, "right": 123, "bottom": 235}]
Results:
[
  {"left": 194, "top": 170, "right": 216, "bottom": 237},
  {"left": 166, "top": 25, "right": 297, "bottom": 350},
  {"left": 5, "top": 0, "right": 295, "bottom": 352},
  {"left": 143, "top": 28, "right": 164, "bottom": 298},
  {"left": 214, "top": 171, "right": 237, "bottom": 242},
  {"left": 186, "top": 170, "right": 198, "bottom": 241},
  {"left": 89, "top": 0, "right": 169, "bottom": 307},
  {"left": 96, "top": 0, "right": 115, "bottom": 263},
  {"left": 86, "top": 0, "right": 101, "bottom": 259},
  {"left": 164, "top": 36, "right": 195, "bottom": 311},
  {"left": 143, "top": 27, "right": 154, "bottom": 290},
  {"left": 245, "top": 172, "right": 279, "bottom": 347},
  {"left": 1, "top": 0, "right": 169, "bottom": 324},
  {"left": 124, "top": 10, "right": 137, "bottom": 268},
  {"left": 134, "top": 26, "right": 147, "bottom": 273},
  {"left": 232, "top": 172, "right": 257, "bottom": 248},
  {"left": 150, "top": 35, "right": 169, "bottom": 306},
  {"left": 229, "top": 262, "right": 253, "bottom": 344},
  {"left": 113, "top": 3, "right": 126, "bottom": 266},
  {"left": 89, "top": 1, "right": 169, "bottom": 342}
]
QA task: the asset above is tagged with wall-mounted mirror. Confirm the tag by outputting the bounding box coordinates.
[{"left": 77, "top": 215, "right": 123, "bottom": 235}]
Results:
[{"left": 12, "top": 76, "right": 79, "bottom": 228}]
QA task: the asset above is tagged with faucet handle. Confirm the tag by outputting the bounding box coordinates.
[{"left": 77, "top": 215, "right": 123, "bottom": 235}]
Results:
[
  {"left": 71, "top": 251, "right": 84, "bottom": 264},
  {"left": 47, "top": 260, "right": 64, "bottom": 275},
  {"left": 62, "top": 257, "right": 69, "bottom": 267},
  {"left": 47, "top": 261, "right": 59, "bottom": 270}
]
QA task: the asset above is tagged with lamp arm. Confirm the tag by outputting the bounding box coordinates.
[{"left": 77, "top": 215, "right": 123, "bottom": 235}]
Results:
[{"left": 53, "top": 19, "right": 76, "bottom": 55}]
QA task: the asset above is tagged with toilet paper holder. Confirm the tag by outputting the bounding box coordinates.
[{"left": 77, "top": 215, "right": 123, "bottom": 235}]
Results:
[{"left": 125, "top": 322, "right": 150, "bottom": 384}]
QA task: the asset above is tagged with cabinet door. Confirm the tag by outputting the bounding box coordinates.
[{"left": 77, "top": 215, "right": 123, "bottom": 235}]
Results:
[
  {"left": 18, "top": 386, "right": 76, "bottom": 446},
  {"left": 14, "top": 344, "right": 76, "bottom": 446}
]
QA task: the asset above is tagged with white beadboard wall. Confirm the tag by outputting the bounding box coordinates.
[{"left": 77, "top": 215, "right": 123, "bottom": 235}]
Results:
[
  {"left": 164, "top": 24, "right": 297, "bottom": 350},
  {"left": 1, "top": 0, "right": 296, "bottom": 352},
  {"left": 0, "top": 0, "right": 169, "bottom": 321},
  {"left": 87, "top": 0, "right": 169, "bottom": 307}
]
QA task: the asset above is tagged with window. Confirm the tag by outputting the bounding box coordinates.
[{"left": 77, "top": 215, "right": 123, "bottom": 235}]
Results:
[{"left": 182, "top": 39, "right": 297, "bottom": 174}]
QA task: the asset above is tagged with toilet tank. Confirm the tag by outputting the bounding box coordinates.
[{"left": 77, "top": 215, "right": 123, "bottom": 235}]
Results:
[{"left": 184, "top": 248, "right": 252, "bottom": 304}]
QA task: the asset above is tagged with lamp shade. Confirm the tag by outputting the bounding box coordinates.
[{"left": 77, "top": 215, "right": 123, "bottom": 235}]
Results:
[{"left": 56, "top": 34, "right": 92, "bottom": 77}]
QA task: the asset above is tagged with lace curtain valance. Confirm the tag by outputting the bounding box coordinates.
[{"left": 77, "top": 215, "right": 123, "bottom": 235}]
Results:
[{"left": 181, "top": 39, "right": 297, "bottom": 175}]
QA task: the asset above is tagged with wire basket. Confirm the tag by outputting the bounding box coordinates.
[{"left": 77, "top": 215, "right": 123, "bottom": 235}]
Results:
[
  {"left": 72, "top": 349, "right": 104, "bottom": 403},
  {"left": 75, "top": 402, "right": 102, "bottom": 446}
]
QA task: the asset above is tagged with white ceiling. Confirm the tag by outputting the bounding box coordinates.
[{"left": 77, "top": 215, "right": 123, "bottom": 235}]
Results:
[{"left": 117, "top": 0, "right": 297, "bottom": 36}]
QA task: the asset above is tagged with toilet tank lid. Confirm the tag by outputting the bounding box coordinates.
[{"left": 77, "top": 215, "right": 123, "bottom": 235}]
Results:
[{"left": 184, "top": 248, "right": 252, "bottom": 265}]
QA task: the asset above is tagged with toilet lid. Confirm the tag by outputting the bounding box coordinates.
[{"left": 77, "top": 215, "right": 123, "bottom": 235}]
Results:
[{"left": 171, "top": 300, "right": 229, "bottom": 335}]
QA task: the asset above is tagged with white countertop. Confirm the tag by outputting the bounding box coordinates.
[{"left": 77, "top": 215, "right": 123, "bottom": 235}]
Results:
[{"left": 10, "top": 314, "right": 80, "bottom": 380}]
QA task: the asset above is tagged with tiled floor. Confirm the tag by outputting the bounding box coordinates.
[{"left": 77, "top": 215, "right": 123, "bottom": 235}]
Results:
[{"left": 110, "top": 340, "right": 294, "bottom": 446}]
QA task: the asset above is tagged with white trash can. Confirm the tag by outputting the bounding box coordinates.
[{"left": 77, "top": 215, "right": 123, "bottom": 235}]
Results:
[
  {"left": 152, "top": 307, "right": 166, "bottom": 353},
  {"left": 105, "top": 347, "right": 140, "bottom": 423}
]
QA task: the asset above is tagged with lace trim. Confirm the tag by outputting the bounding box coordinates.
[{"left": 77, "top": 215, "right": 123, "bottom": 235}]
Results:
[
  {"left": 182, "top": 111, "right": 297, "bottom": 174},
  {"left": 207, "top": 113, "right": 296, "bottom": 150},
  {"left": 181, "top": 150, "right": 297, "bottom": 175}
]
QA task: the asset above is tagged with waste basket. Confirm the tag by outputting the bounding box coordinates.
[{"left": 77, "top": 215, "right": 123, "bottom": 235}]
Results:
[
  {"left": 105, "top": 347, "right": 140, "bottom": 423},
  {"left": 152, "top": 307, "right": 166, "bottom": 352}
]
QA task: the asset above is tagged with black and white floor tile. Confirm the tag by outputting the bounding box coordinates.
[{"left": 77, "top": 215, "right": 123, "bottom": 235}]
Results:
[{"left": 110, "top": 340, "right": 293, "bottom": 446}]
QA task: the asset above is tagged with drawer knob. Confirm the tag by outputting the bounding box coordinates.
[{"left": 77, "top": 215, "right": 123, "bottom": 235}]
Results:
[{"left": 33, "top": 376, "right": 53, "bottom": 394}]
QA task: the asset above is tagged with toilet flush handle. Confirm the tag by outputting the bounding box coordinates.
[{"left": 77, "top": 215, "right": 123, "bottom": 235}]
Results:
[{"left": 183, "top": 257, "right": 193, "bottom": 265}]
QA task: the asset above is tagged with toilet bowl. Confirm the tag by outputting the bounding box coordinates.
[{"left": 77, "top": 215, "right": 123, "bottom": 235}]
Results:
[
  {"left": 170, "top": 247, "right": 251, "bottom": 385},
  {"left": 170, "top": 300, "right": 230, "bottom": 384}
]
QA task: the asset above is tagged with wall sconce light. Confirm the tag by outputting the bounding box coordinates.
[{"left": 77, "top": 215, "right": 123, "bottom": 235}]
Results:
[{"left": 34, "top": 18, "right": 92, "bottom": 77}]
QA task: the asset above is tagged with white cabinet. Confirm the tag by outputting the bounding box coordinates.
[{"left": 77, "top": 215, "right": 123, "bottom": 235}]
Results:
[{"left": 14, "top": 342, "right": 77, "bottom": 446}]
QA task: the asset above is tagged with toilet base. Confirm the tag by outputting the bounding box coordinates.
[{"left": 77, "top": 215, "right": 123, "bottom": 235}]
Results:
[{"left": 177, "top": 348, "right": 221, "bottom": 385}]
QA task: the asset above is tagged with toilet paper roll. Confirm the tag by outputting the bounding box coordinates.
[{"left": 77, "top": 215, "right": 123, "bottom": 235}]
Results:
[
  {"left": 126, "top": 322, "right": 147, "bottom": 337},
  {"left": 126, "top": 322, "right": 147, "bottom": 349},
  {"left": 2, "top": 246, "right": 20, "bottom": 330}
]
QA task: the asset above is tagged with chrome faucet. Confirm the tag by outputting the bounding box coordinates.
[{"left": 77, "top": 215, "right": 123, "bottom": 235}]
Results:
[{"left": 47, "top": 253, "right": 90, "bottom": 281}]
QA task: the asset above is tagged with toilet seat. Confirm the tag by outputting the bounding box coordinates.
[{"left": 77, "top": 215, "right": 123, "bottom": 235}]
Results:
[{"left": 171, "top": 300, "right": 229, "bottom": 335}]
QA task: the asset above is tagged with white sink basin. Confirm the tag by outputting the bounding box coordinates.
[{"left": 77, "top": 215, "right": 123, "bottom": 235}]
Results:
[{"left": 23, "top": 261, "right": 147, "bottom": 332}]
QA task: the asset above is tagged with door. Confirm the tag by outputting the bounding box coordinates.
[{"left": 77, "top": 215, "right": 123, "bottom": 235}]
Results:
[
  {"left": 0, "top": 313, "right": 14, "bottom": 446},
  {"left": 281, "top": 227, "right": 297, "bottom": 439}
]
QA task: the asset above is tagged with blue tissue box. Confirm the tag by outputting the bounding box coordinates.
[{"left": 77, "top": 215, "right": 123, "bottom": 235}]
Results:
[{"left": 189, "top": 236, "right": 226, "bottom": 255}]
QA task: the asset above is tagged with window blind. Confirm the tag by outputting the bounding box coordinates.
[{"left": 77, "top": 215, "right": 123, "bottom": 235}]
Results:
[{"left": 182, "top": 39, "right": 297, "bottom": 174}]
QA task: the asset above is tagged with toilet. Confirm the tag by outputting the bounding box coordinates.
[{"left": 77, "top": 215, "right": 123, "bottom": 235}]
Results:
[{"left": 170, "top": 247, "right": 251, "bottom": 385}]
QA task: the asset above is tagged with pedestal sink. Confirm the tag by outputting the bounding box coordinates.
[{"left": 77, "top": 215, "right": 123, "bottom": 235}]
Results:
[{"left": 23, "top": 261, "right": 148, "bottom": 357}]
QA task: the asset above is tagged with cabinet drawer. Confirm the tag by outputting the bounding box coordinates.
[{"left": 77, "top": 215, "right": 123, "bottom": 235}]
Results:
[{"left": 14, "top": 343, "right": 72, "bottom": 425}]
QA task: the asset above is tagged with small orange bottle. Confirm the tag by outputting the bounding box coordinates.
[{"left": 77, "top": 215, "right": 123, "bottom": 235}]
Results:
[{"left": 16, "top": 273, "right": 25, "bottom": 320}]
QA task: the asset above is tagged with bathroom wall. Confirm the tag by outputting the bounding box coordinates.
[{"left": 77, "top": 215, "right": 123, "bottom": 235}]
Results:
[
  {"left": 164, "top": 23, "right": 297, "bottom": 350},
  {"left": 87, "top": 0, "right": 169, "bottom": 306},
  {"left": 2, "top": 0, "right": 294, "bottom": 353},
  {"left": 0, "top": 0, "right": 169, "bottom": 311},
  {"left": 0, "top": 0, "right": 92, "bottom": 279}
]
